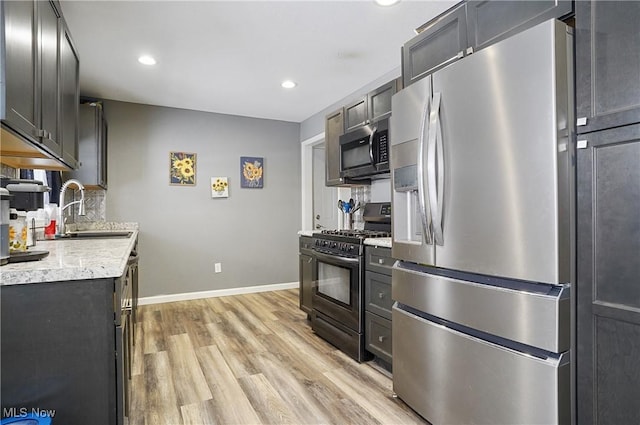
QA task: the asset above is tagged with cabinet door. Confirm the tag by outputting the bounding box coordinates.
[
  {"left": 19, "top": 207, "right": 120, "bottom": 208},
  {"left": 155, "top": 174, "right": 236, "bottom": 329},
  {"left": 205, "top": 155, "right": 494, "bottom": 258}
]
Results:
[
  {"left": 59, "top": 19, "right": 79, "bottom": 168},
  {"left": 576, "top": 124, "right": 640, "bottom": 424},
  {"left": 344, "top": 97, "right": 367, "bottom": 132},
  {"left": 402, "top": 2, "right": 468, "bottom": 87},
  {"left": 466, "top": 1, "right": 573, "bottom": 53},
  {"left": 65, "top": 103, "right": 106, "bottom": 187},
  {"left": 368, "top": 80, "right": 397, "bottom": 123},
  {"left": 2, "top": 0, "right": 39, "bottom": 141},
  {"left": 38, "top": 0, "right": 61, "bottom": 155},
  {"left": 325, "top": 108, "right": 345, "bottom": 186},
  {"left": 576, "top": 1, "right": 640, "bottom": 134}
]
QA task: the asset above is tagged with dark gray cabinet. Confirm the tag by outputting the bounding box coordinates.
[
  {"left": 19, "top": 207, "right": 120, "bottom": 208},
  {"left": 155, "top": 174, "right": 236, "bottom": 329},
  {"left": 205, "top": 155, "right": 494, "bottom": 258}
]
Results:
[
  {"left": 403, "top": 2, "right": 468, "bottom": 87},
  {"left": 0, "top": 0, "right": 78, "bottom": 169},
  {"left": 344, "top": 79, "right": 398, "bottom": 132},
  {"left": 576, "top": 123, "right": 640, "bottom": 425},
  {"left": 325, "top": 108, "right": 347, "bottom": 186},
  {"left": 403, "top": 0, "right": 573, "bottom": 87},
  {"left": 364, "top": 245, "right": 394, "bottom": 367},
  {"left": 2, "top": 0, "right": 39, "bottom": 141},
  {"left": 39, "top": 0, "right": 60, "bottom": 154},
  {"left": 575, "top": 1, "right": 640, "bottom": 134},
  {"left": 64, "top": 102, "right": 107, "bottom": 188},
  {"left": 58, "top": 18, "right": 80, "bottom": 169},
  {"left": 1, "top": 278, "right": 120, "bottom": 424},
  {"left": 299, "top": 235, "right": 314, "bottom": 315}
]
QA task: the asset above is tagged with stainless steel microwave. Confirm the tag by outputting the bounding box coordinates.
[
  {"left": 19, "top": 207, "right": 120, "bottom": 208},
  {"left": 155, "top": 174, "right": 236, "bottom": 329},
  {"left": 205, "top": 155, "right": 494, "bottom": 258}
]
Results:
[{"left": 339, "top": 118, "right": 389, "bottom": 179}]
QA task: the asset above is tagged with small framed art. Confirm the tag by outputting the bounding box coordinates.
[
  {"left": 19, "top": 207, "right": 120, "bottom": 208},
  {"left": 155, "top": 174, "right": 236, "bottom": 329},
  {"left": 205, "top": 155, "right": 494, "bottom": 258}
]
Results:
[
  {"left": 240, "top": 156, "right": 264, "bottom": 188},
  {"left": 170, "top": 152, "right": 197, "bottom": 186}
]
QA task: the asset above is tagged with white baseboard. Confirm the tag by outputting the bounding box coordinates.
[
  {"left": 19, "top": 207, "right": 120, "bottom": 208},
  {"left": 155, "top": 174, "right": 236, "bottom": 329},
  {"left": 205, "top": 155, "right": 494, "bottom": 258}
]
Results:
[{"left": 138, "top": 281, "right": 299, "bottom": 306}]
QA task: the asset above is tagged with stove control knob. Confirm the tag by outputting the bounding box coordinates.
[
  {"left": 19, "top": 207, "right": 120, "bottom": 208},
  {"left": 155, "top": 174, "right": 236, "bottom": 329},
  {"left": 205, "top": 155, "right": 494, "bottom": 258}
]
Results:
[
  {"left": 348, "top": 245, "right": 354, "bottom": 252},
  {"left": 331, "top": 242, "right": 337, "bottom": 248}
]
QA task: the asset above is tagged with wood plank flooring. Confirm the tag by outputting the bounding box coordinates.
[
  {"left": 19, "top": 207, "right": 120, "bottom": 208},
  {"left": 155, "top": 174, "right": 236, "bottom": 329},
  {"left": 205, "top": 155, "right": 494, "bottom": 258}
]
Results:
[{"left": 129, "top": 289, "right": 428, "bottom": 425}]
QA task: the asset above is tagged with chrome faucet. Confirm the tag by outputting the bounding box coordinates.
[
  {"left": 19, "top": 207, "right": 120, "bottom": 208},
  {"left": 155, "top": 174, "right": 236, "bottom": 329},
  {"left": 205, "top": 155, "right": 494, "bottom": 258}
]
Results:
[{"left": 58, "top": 179, "right": 86, "bottom": 235}]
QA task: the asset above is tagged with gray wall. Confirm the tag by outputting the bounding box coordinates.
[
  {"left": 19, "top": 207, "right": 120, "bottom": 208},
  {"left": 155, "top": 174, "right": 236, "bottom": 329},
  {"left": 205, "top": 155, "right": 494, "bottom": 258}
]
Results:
[
  {"left": 104, "top": 100, "right": 301, "bottom": 298},
  {"left": 299, "top": 68, "right": 401, "bottom": 141}
]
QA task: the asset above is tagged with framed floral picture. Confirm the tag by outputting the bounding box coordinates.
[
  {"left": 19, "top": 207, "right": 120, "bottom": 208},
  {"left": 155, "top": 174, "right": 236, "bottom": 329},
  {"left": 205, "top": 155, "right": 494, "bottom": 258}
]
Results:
[
  {"left": 170, "top": 152, "right": 196, "bottom": 185},
  {"left": 240, "top": 156, "right": 264, "bottom": 188},
  {"left": 211, "top": 177, "right": 229, "bottom": 198}
]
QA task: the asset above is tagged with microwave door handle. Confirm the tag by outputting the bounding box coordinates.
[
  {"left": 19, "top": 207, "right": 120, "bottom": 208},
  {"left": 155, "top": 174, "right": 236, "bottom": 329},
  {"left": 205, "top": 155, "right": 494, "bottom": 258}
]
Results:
[
  {"left": 417, "top": 95, "right": 433, "bottom": 245},
  {"left": 369, "top": 126, "right": 377, "bottom": 166},
  {"left": 428, "top": 92, "right": 444, "bottom": 245}
]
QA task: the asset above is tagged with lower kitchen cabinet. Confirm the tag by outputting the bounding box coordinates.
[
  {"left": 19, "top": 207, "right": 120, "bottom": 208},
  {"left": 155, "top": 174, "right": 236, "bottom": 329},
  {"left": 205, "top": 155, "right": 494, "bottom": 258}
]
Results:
[
  {"left": 0, "top": 273, "right": 132, "bottom": 424},
  {"left": 299, "top": 235, "right": 314, "bottom": 315},
  {"left": 364, "top": 245, "right": 394, "bottom": 368},
  {"left": 576, "top": 123, "right": 640, "bottom": 424}
]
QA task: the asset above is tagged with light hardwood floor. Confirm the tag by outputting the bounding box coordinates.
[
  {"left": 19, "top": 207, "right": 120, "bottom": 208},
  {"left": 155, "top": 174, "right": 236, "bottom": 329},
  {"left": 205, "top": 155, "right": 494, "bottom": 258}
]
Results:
[{"left": 129, "top": 289, "right": 428, "bottom": 425}]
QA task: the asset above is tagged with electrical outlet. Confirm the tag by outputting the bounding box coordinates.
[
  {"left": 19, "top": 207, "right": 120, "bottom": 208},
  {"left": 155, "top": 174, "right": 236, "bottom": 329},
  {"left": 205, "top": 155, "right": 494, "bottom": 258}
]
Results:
[{"left": 214, "top": 263, "right": 222, "bottom": 273}]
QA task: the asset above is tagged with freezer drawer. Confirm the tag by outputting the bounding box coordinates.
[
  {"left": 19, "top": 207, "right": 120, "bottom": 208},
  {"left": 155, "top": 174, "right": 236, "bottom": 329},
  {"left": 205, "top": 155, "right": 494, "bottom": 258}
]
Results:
[
  {"left": 393, "top": 305, "right": 570, "bottom": 425},
  {"left": 393, "top": 263, "right": 570, "bottom": 353}
]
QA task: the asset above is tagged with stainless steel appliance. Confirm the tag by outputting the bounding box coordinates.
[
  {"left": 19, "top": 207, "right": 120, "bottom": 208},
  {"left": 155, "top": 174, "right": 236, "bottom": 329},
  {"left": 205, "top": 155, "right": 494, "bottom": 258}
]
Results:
[
  {"left": 0, "top": 188, "right": 10, "bottom": 265},
  {"left": 311, "top": 202, "right": 391, "bottom": 362},
  {"left": 339, "top": 118, "right": 390, "bottom": 179},
  {"left": 390, "top": 19, "right": 574, "bottom": 424}
]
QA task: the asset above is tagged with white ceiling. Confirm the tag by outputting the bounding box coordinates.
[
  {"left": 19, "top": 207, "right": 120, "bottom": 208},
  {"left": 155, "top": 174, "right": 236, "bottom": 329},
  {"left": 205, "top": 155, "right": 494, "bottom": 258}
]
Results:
[{"left": 60, "top": 1, "right": 456, "bottom": 123}]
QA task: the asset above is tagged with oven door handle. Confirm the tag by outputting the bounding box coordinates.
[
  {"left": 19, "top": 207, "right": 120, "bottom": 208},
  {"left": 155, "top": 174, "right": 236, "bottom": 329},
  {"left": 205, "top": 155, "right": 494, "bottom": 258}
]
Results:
[{"left": 313, "top": 251, "right": 360, "bottom": 264}]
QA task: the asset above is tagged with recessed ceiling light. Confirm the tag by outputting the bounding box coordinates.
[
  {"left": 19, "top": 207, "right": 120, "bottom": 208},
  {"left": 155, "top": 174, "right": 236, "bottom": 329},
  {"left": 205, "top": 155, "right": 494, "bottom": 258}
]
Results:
[
  {"left": 138, "top": 55, "right": 156, "bottom": 66},
  {"left": 281, "top": 80, "right": 297, "bottom": 89},
  {"left": 375, "top": 0, "right": 400, "bottom": 6}
]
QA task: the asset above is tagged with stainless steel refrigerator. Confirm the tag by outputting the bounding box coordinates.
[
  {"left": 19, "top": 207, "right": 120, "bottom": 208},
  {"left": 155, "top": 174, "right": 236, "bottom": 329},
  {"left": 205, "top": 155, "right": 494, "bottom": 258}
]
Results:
[{"left": 390, "top": 19, "right": 574, "bottom": 425}]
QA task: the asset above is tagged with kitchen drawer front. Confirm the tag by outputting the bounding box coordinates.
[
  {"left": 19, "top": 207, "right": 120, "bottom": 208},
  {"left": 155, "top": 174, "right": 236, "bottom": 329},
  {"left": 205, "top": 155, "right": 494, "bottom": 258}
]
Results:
[
  {"left": 365, "top": 271, "right": 392, "bottom": 320},
  {"left": 365, "top": 312, "right": 392, "bottom": 364},
  {"left": 393, "top": 263, "right": 570, "bottom": 353},
  {"left": 392, "top": 305, "right": 570, "bottom": 425},
  {"left": 365, "top": 246, "right": 394, "bottom": 275}
]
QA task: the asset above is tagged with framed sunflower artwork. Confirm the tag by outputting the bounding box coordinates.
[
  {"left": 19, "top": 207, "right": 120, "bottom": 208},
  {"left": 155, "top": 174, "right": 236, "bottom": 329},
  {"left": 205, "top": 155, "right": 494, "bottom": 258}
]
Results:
[
  {"left": 211, "top": 177, "right": 229, "bottom": 198},
  {"left": 170, "top": 152, "right": 197, "bottom": 186},
  {"left": 240, "top": 156, "right": 264, "bottom": 188}
]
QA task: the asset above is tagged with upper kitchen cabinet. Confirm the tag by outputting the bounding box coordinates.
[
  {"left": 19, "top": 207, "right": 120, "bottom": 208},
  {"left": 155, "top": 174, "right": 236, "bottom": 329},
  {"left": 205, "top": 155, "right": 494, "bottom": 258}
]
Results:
[
  {"left": 466, "top": 1, "right": 573, "bottom": 53},
  {"left": 325, "top": 107, "right": 346, "bottom": 186},
  {"left": 344, "top": 79, "right": 400, "bottom": 132},
  {"left": 575, "top": 1, "right": 640, "bottom": 134},
  {"left": 0, "top": 0, "right": 79, "bottom": 170},
  {"left": 402, "top": 2, "right": 468, "bottom": 88},
  {"left": 64, "top": 102, "right": 107, "bottom": 189},
  {"left": 403, "top": 0, "right": 573, "bottom": 87},
  {"left": 59, "top": 18, "right": 80, "bottom": 169}
]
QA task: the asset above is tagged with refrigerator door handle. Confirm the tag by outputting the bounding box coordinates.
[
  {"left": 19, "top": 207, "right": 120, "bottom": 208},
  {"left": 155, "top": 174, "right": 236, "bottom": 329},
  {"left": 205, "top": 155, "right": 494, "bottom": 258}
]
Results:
[
  {"left": 417, "top": 95, "right": 433, "bottom": 244},
  {"left": 428, "top": 92, "right": 444, "bottom": 245}
]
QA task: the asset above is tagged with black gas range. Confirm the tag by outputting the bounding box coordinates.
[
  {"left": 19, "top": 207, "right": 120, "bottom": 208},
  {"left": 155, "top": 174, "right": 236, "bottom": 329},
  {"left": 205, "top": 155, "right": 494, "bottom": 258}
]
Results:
[{"left": 310, "top": 202, "right": 391, "bottom": 362}]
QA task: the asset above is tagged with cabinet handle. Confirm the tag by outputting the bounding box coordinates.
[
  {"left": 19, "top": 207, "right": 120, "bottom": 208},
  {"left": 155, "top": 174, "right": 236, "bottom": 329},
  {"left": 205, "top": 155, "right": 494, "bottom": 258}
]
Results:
[
  {"left": 378, "top": 258, "right": 384, "bottom": 264},
  {"left": 577, "top": 117, "right": 587, "bottom": 126},
  {"left": 577, "top": 140, "right": 588, "bottom": 149},
  {"left": 378, "top": 292, "right": 384, "bottom": 299},
  {"left": 378, "top": 336, "right": 386, "bottom": 343}
]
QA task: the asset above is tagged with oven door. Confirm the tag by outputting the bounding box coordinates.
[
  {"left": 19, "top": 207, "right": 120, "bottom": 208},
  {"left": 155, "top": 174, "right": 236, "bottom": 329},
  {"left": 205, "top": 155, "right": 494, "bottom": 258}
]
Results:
[{"left": 312, "top": 250, "right": 362, "bottom": 332}]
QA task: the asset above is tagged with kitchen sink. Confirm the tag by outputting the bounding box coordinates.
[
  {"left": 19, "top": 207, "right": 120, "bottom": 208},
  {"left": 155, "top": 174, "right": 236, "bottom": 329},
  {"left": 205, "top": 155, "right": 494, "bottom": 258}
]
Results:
[{"left": 57, "top": 230, "right": 133, "bottom": 239}]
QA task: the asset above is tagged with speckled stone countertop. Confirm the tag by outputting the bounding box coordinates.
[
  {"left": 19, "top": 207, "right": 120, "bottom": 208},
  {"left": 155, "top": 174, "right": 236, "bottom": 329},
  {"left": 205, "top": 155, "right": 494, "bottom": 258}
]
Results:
[
  {"left": 364, "top": 237, "right": 392, "bottom": 249},
  {"left": 1, "top": 222, "right": 138, "bottom": 286}
]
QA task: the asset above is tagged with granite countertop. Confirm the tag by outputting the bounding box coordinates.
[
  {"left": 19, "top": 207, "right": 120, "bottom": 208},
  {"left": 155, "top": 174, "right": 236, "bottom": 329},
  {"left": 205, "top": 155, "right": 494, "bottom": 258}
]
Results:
[
  {"left": 1, "top": 222, "right": 138, "bottom": 286},
  {"left": 364, "top": 237, "right": 392, "bottom": 248}
]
